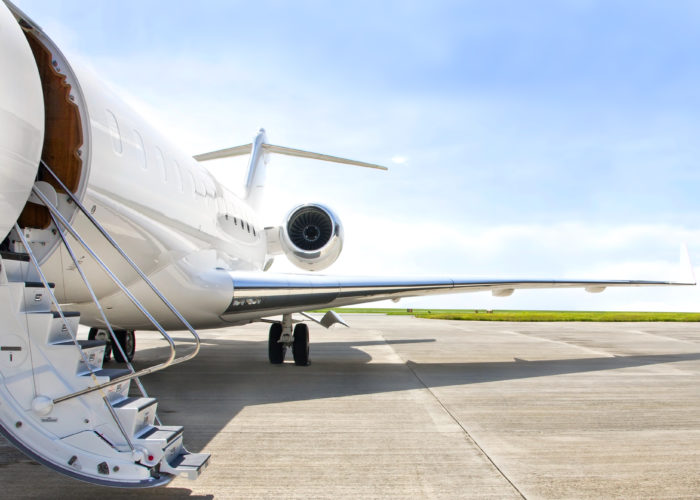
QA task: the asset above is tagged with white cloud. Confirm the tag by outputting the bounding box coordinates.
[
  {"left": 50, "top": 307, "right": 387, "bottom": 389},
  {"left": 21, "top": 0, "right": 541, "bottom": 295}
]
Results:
[
  {"left": 265, "top": 213, "right": 700, "bottom": 311},
  {"left": 19, "top": 1, "right": 699, "bottom": 313}
]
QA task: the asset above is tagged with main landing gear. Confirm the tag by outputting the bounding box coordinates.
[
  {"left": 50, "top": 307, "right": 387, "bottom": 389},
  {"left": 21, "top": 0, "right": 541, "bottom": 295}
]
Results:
[
  {"left": 88, "top": 327, "right": 136, "bottom": 363},
  {"left": 268, "top": 314, "right": 310, "bottom": 366}
]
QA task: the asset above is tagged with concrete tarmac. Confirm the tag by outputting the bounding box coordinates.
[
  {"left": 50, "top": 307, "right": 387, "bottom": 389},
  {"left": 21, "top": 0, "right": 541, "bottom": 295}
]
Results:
[{"left": 2, "top": 315, "right": 700, "bottom": 499}]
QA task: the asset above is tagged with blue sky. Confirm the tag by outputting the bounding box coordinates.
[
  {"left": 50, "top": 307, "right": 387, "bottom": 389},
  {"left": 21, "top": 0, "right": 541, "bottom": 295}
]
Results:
[{"left": 13, "top": 0, "right": 700, "bottom": 310}]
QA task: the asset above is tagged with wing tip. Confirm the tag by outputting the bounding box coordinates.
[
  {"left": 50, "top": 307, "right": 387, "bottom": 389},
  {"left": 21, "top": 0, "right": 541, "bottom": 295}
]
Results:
[{"left": 679, "top": 243, "right": 696, "bottom": 285}]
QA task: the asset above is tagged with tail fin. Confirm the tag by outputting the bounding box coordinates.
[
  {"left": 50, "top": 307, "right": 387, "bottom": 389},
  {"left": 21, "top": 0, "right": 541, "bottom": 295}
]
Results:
[{"left": 194, "top": 129, "right": 387, "bottom": 210}]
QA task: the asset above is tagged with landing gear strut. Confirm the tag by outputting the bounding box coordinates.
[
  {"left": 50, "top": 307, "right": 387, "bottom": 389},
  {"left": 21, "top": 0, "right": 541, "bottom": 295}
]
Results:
[
  {"left": 267, "top": 315, "right": 310, "bottom": 366},
  {"left": 88, "top": 328, "right": 136, "bottom": 363}
]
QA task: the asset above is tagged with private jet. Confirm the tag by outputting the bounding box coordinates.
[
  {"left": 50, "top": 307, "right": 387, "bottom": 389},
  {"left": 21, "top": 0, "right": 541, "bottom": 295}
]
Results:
[{"left": 0, "top": 0, "right": 693, "bottom": 488}]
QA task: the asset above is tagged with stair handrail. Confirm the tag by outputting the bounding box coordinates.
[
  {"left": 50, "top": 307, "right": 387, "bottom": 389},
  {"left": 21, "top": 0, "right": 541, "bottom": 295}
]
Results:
[
  {"left": 13, "top": 224, "right": 137, "bottom": 452},
  {"left": 30, "top": 174, "right": 200, "bottom": 403},
  {"left": 39, "top": 161, "right": 200, "bottom": 353},
  {"left": 46, "top": 208, "right": 161, "bottom": 424},
  {"left": 30, "top": 187, "right": 177, "bottom": 402}
]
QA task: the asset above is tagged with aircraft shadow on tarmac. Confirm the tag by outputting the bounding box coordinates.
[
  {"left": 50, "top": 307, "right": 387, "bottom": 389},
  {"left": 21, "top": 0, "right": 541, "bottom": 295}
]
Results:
[
  {"left": 125, "top": 336, "right": 700, "bottom": 448},
  {"left": 2, "top": 335, "right": 699, "bottom": 497}
]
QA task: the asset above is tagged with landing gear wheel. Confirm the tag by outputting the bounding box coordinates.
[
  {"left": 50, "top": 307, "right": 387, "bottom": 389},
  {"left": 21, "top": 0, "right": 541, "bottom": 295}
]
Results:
[
  {"left": 292, "top": 323, "right": 310, "bottom": 366},
  {"left": 268, "top": 323, "right": 286, "bottom": 364},
  {"left": 88, "top": 328, "right": 112, "bottom": 362},
  {"left": 112, "top": 330, "right": 135, "bottom": 363}
]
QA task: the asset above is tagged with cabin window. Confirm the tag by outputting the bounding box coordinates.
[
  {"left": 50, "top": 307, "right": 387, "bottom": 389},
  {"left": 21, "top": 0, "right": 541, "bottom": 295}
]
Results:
[
  {"left": 234, "top": 217, "right": 238, "bottom": 225},
  {"left": 154, "top": 147, "right": 166, "bottom": 181},
  {"left": 246, "top": 222, "right": 250, "bottom": 233},
  {"left": 106, "top": 110, "right": 122, "bottom": 154},
  {"left": 203, "top": 174, "right": 216, "bottom": 197},
  {"left": 133, "top": 130, "right": 146, "bottom": 169},
  {"left": 186, "top": 170, "right": 196, "bottom": 196},
  {"left": 193, "top": 169, "right": 206, "bottom": 196},
  {"left": 173, "top": 160, "right": 183, "bottom": 191}
]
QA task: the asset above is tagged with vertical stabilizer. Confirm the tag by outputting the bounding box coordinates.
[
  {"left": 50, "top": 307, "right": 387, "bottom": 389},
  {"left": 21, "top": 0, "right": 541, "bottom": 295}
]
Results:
[
  {"left": 244, "top": 129, "right": 269, "bottom": 211},
  {"left": 192, "top": 128, "right": 387, "bottom": 211}
]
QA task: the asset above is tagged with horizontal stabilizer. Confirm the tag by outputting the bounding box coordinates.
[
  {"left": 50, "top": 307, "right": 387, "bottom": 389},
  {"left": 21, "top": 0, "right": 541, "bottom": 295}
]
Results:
[
  {"left": 194, "top": 142, "right": 387, "bottom": 170},
  {"left": 193, "top": 144, "right": 252, "bottom": 161}
]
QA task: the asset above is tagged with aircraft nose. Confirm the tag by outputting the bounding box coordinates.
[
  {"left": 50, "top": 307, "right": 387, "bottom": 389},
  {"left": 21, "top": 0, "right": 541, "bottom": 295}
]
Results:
[{"left": 0, "top": 1, "right": 45, "bottom": 242}]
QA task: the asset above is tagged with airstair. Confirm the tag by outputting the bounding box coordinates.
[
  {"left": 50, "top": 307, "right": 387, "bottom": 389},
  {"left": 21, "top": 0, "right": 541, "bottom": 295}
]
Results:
[{"left": 0, "top": 163, "right": 209, "bottom": 487}]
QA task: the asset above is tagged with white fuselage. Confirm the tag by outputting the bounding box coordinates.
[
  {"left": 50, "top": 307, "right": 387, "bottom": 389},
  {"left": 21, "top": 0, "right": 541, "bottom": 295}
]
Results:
[
  {"left": 51, "top": 65, "right": 269, "bottom": 329},
  {"left": 0, "top": 4, "right": 270, "bottom": 330}
]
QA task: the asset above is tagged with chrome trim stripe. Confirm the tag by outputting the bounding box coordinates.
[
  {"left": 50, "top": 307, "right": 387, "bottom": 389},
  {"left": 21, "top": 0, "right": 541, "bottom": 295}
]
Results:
[{"left": 224, "top": 272, "right": 689, "bottom": 315}]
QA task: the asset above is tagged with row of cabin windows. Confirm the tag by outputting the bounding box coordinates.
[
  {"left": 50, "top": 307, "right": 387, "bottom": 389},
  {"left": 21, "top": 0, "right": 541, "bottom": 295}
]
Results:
[
  {"left": 107, "top": 109, "right": 260, "bottom": 239},
  {"left": 106, "top": 109, "right": 216, "bottom": 198},
  {"left": 225, "top": 213, "right": 257, "bottom": 237}
]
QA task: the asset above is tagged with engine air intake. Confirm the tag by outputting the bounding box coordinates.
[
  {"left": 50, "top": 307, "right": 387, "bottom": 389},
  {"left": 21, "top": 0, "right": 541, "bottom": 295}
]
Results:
[
  {"left": 288, "top": 206, "right": 333, "bottom": 251},
  {"left": 279, "top": 203, "right": 344, "bottom": 271}
]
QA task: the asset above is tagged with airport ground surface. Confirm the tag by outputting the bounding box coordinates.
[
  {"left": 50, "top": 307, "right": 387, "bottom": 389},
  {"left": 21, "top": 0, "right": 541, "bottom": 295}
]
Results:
[{"left": 2, "top": 315, "right": 700, "bottom": 499}]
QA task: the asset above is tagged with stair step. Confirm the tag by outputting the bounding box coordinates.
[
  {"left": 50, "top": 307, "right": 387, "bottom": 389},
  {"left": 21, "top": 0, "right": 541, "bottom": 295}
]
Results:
[
  {"left": 166, "top": 452, "right": 210, "bottom": 480},
  {"left": 46, "top": 312, "right": 81, "bottom": 344},
  {"left": 112, "top": 397, "right": 158, "bottom": 436},
  {"left": 51, "top": 311, "right": 80, "bottom": 318},
  {"left": 135, "top": 425, "right": 185, "bottom": 470},
  {"left": 81, "top": 368, "right": 133, "bottom": 402},
  {"left": 112, "top": 396, "right": 156, "bottom": 411},
  {"left": 23, "top": 281, "right": 55, "bottom": 288},
  {"left": 49, "top": 338, "right": 107, "bottom": 374},
  {"left": 1, "top": 252, "right": 39, "bottom": 283},
  {"left": 20, "top": 283, "right": 54, "bottom": 313},
  {"left": 91, "top": 368, "right": 132, "bottom": 381},
  {"left": 0, "top": 251, "right": 30, "bottom": 262},
  {"left": 136, "top": 425, "right": 183, "bottom": 446},
  {"left": 53, "top": 339, "right": 107, "bottom": 349}
]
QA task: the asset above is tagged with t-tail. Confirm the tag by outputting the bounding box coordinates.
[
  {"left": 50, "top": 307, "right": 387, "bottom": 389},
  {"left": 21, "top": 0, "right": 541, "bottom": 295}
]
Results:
[{"left": 193, "top": 129, "right": 387, "bottom": 211}]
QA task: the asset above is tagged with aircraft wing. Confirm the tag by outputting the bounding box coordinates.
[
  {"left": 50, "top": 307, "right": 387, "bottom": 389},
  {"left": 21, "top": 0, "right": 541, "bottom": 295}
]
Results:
[{"left": 222, "top": 271, "right": 695, "bottom": 318}]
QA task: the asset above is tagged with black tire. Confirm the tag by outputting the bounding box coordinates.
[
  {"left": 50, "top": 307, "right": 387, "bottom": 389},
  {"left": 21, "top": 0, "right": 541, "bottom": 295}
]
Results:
[
  {"left": 268, "top": 323, "right": 286, "bottom": 364},
  {"left": 112, "top": 330, "right": 135, "bottom": 363},
  {"left": 292, "top": 323, "right": 310, "bottom": 366},
  {"left": 88, "top": 327, "right": 112, "bottom": 362}
]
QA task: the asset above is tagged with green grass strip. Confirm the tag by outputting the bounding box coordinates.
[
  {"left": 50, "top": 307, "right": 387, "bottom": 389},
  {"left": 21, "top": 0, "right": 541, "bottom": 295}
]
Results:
[{"left": 312, "top": 308, "right": 700, "bottom": 322}]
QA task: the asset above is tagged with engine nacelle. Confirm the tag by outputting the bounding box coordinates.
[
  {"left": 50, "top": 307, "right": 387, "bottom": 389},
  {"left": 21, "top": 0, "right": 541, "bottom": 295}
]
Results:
[{"left": 280, "top": 203, "right": 343, "bottom": 271}]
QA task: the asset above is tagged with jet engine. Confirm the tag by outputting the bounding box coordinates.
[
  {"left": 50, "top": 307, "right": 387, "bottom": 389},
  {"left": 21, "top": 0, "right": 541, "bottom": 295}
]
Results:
[{"left": 279, "top": 203, "right": 343, "bottom": 271}]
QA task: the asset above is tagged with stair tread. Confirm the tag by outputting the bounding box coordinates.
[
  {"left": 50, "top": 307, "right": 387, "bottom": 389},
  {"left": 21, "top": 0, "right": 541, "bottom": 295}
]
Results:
[
  {"left": 50, "top": 311, "right": 80, "bottom": 318},
  {"left": 52, "top": 339, "right": 106, "bottom": 349},
  {"left": 111, "top": 396, "right": 157, "bottom": 411},
  {"left": 90, "top": 368, "right": 131, "bottom": 380},
  {"left": 169, "top": 452, "right": 210, "bottom": 470},
  {"left": 0, "top": 251, "right": 30, "bottom": 262},
  {"left": 24, "top": 281, "right": 55, "bottom": 288},
  {"left": 136, "top": 425, "right": 183, "bottom": 445}
]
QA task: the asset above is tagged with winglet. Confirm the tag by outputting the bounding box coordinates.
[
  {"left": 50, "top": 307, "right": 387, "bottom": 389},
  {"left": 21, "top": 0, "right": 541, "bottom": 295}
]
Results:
[{"left": 679, "top": 244, "right": 696, "bottom": 285}]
